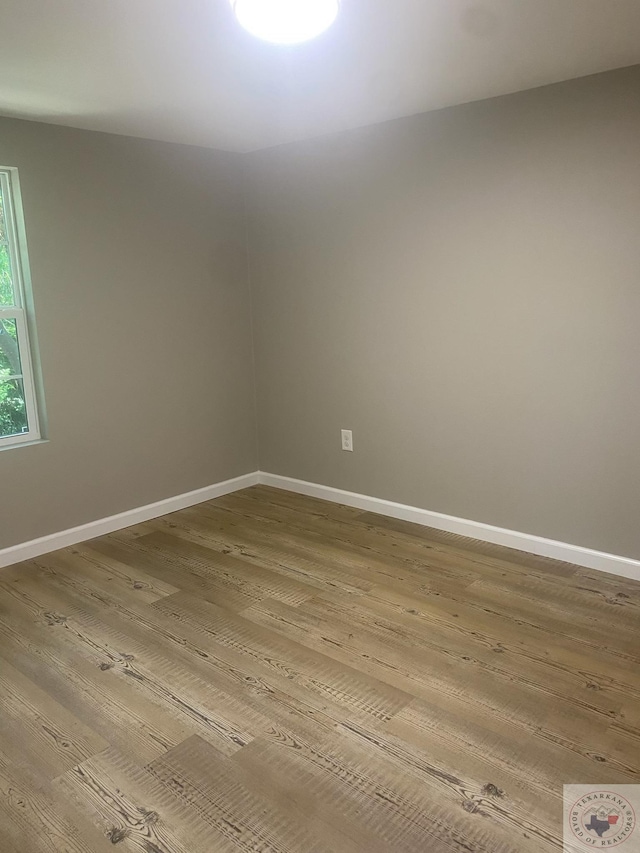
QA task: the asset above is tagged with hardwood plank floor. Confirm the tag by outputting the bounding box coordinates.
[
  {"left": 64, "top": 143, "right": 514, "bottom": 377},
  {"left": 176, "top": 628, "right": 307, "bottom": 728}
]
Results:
[{"left": 1, "top": 484, "right": 639, "bottom": 852}]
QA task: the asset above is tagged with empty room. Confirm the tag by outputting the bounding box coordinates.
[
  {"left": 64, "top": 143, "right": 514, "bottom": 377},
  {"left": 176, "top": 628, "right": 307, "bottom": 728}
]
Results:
[{"left": 0, "top": 1, "right": 639, "bottom": 851}]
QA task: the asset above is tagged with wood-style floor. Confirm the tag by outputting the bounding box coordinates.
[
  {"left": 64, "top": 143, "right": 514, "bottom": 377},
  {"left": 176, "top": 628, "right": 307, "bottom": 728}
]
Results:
[{"left": 0, "top": 485, "right": 639, "bottom": 852}]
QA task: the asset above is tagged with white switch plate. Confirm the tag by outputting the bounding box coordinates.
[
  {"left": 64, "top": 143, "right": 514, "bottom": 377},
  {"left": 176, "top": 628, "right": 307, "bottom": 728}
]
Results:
[{"left": 341, "top": 429, "right": 353, "bottom": 451}]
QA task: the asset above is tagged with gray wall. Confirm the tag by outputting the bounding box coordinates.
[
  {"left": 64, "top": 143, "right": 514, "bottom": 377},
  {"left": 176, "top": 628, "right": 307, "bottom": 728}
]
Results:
[
  {"left": 4, "top": 66, "right": 639, "bottom": 560},
  {"left": 246, "top": 65, "right": 640, "bottom": 560},
  {"left": 0, "top": 117, "right": 256, "bottom": 550}
]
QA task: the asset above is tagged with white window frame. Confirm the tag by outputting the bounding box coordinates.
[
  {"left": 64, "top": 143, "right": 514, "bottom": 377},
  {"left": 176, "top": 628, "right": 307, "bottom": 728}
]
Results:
[{"left": 0, "top": 167, "right": 42, "bottom": 448}]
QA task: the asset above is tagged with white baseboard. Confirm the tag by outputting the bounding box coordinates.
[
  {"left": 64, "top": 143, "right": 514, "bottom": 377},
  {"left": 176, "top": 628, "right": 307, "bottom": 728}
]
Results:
[
  {"left": 0, "top": 471, "right": 260, "bottom": 569},
  {"left": 258, "top": 472, "right": 640, "bottom": 583},
  {"left": 3, "top": 468, "right": 638, "bottom": 584}
]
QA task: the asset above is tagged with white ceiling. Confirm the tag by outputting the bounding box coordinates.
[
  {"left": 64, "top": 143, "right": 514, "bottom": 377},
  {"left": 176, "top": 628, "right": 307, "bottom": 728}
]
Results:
[{"left": 0, "top": 0, "right": 639, "bottom": 152}]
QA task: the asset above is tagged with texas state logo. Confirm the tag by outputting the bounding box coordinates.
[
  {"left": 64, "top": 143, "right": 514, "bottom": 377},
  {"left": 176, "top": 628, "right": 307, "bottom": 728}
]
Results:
[{"left": 564, "top": 786, "right": 639, "bottom": 851}]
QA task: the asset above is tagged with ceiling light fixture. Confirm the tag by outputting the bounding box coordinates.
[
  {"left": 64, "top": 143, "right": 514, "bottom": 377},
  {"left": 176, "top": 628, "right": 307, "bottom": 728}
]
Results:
[{"left": 231, "top": 0, "right": 340, "bottom": 45}]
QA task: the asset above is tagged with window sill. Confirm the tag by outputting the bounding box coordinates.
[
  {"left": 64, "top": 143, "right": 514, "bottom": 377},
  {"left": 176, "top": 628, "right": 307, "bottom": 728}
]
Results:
[{"left": 0, "top": 437, "right": 49, "bottom": 452}]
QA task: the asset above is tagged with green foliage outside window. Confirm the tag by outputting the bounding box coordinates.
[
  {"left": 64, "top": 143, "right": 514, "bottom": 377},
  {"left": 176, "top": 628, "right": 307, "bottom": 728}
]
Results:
[
  {"left": 0, "top": 245, "right": 12, "bottom": 305},
  {"left": 0, "top": 234, "right": 28, "bottom": 437},
  {"left": 0, "top": 377, "right": 27, "bottom": 437}
]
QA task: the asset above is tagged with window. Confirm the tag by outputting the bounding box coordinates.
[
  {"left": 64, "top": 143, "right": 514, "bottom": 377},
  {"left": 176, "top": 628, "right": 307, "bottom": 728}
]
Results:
[{"left": 0, "top": 167, "right": 43, "bottom": 447}]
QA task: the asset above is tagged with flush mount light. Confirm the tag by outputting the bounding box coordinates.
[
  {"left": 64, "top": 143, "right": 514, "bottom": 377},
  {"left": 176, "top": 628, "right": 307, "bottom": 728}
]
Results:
[{"left": 231, "top": 0, "right": 340, "bottom": 45}]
